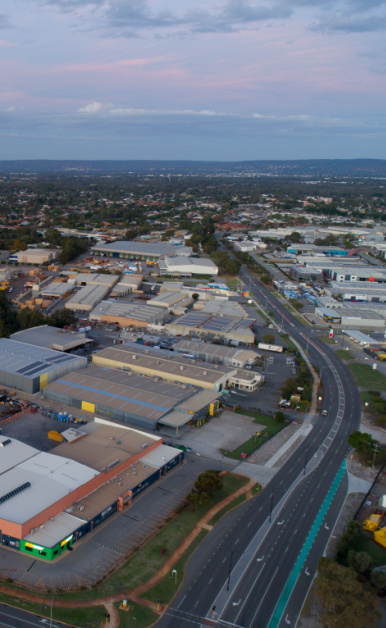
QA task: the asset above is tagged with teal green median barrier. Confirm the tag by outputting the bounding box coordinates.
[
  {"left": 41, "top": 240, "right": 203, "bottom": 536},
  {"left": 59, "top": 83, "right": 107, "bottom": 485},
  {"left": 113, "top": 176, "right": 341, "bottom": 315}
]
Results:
[{"left": 268, "top": 459, "right": 347, "bottom": 628}]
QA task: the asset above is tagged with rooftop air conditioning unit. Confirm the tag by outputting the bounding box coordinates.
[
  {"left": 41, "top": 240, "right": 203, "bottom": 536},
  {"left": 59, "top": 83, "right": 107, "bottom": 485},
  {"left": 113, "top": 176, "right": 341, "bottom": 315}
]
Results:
[
  {"left": 78, "top": 505, "right": 85, "bottom": 511},
  {"left": 180, "top": 366, "right": 184, "bottom": 371}
]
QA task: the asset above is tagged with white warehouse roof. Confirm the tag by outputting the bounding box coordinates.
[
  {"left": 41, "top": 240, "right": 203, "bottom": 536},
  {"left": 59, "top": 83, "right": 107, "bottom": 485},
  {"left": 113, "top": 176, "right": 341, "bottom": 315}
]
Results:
[{"left": 0, "top": 452, "right": 98, "bottom": 525}]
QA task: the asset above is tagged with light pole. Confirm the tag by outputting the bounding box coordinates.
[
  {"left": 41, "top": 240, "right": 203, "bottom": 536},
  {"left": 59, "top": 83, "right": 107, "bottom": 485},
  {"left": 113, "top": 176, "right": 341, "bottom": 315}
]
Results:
[
  {"left": 172, "top": 569, "right": 177, "bottom": 585},
  {"left": 269, "top": 489, "right": 275, "bottom": 523},
  {"left": 303, "top": 448, "right": 309, "bottom": 475},
  {"left": 50, "top": 591, "right": 59, "bottom": 628}
]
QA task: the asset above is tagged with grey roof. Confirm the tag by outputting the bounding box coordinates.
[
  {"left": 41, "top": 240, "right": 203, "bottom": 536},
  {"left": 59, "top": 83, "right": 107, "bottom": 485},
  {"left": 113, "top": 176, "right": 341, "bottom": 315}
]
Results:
[
  {"left": 10, "top": 325, "right": 89, "bottom": 351},
  {"left": 45, "top": 365, "right": 196, "bottom": 422},
  {"left": 0, "top": 451, "right": 98, "bottom": 525},
  {"left": 93, "top": 345, "right": 232, "bottom": 385},
  {"left": 65, "top": 284, "right": 110, "bottom": 309},
  {"left": 41, "top": 282, "right": 74, "bottom": 297},
  {"left": 24, "top": 511, "right": 86, "bottom": 548},
  {"left": 0, "top": 338, "right": 86, "bottom": 378},
  {"left": 90, "top": 300, "right": 168, "bottom": 324},
  {"left": 92, "top": 241, "right": 192, "bottom": 257},
  {"left": 69, "top": 273, "right": 119, "bottom": 288},
  {"left": 174, "top": 339, "right": 259, "bottom": 363},
  {"left": 0, "top": 436, "right": 39, "bottom": 475}
]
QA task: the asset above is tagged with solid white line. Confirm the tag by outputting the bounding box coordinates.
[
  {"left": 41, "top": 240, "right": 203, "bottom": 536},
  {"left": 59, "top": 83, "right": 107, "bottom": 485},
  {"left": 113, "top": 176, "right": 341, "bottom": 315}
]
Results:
[
  {"left": 248, "top": 566, "right": 279, "bottom": 627},
  {"left": 177, "top": 594, "right": 187, "bottom": 609},
  {"left": 234, "top": 563, "right": 266, "bottom": 622}
]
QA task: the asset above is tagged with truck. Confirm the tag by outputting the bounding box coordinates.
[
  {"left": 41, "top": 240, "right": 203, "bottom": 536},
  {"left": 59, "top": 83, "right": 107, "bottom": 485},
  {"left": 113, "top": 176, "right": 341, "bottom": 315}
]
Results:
[{"left": 258, "top": 343, "right": 285, "bottom": 353}]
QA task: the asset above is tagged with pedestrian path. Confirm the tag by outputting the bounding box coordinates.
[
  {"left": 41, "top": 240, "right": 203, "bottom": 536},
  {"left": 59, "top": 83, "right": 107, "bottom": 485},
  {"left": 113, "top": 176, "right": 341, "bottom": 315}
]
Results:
[{"left": 264, "top": 423, "right": 313, "bottom": 468}]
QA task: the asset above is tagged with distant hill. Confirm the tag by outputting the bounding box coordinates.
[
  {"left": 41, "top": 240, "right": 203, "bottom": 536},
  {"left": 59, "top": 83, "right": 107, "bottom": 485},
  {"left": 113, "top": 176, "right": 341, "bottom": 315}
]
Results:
[{"left": 0, "top": 159, "right": 386, "bottom": 177}]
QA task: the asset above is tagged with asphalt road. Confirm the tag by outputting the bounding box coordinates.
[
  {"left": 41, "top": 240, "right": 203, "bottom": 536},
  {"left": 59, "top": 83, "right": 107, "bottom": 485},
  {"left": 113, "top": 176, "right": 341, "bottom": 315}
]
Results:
[
  {"left": 155, "top": 263, "right": 361, "bottom": 628},
  {"left": 0, "top": 602, "right": 74, "bottom": 628}
]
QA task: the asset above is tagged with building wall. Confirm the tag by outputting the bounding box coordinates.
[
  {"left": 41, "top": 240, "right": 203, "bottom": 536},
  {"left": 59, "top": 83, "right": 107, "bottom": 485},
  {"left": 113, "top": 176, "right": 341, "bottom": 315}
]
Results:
[{"left": 100, "top": 314, "right": 150, "bottom": 328}]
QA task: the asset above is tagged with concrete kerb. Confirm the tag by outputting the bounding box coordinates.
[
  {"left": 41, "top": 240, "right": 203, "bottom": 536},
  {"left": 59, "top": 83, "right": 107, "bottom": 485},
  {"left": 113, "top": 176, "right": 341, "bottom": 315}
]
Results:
[
  {"left": 0, "top": 476, "right": 256, "bottom": 619},
  {"left": 288, "top": 336, "right": 320, "bottom": 417}
]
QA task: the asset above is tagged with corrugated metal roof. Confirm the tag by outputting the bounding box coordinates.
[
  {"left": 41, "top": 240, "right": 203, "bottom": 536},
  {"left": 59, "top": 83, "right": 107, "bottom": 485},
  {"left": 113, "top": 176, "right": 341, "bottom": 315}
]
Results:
[
  {"left": 23, "top": 511, "right": 86, "bottom": 548},
  {"left": 0, "top": 338, "right": 85, "bottom": 377},
  {"left": 141, "top": 444, "right": 181, "bottom": 466},
  {"left": 92, "top": 241, "right": 192, "bottom": 257},
  {"left": 0, "top": 436, "right": 39, "bottom": 475},
  {"left": 0, "top": 452, "right": 98, "bottom": 524}
]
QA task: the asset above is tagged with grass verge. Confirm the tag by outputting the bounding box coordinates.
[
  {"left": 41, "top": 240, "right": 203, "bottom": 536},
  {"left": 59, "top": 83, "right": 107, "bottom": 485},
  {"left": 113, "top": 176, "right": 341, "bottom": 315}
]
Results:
[
  {"left": 0, "top": 593, "right": 104, "bottom": 628},
  {"left": 209, "top": 494, "right": 247, "bottom": 526},
  {"left": 60, "top": 474, "right": 249, "bottom": 602},
  {"left": 221, "top": 412, "right": 286, "bottom": 459},
  {"left": 348, "top": 364, "right": 386, "bottom": 391},
  {"left": 141, "top": 529, "right": 208, "bottom": 605},
  {"left": 335, "top": 349, "right": 354, "bottom": 359},
  {"left": 356, "top": 535, "right": 386, "bottom": 567},
  {"left": 116, "top": 600, "right": 158, "bottom": 628},
  {"left": 319, "top": 335, "right": 336, "bottom": 345}
]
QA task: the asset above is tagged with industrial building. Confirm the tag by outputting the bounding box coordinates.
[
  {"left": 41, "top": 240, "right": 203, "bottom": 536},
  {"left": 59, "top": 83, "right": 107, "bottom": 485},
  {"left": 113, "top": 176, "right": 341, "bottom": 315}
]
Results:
[
  {"left": 289, "top": 266, "right": 324, "bottom": 282},
  {"left": 92, "top": 345, "right": 263, "bottom": 392},
  {"left": 194, "top": 300, "right": 248, "bottom": 318},
  {"left": 158, "top": 256, "right": 219, "bottom": 276},
  {"left": 147, "top": 291, "right": 193, "bottom": 313},
  {"left": 16, "top": 249, "right": 59, "bottom": 265},
  {"left": 0, "top": 339, "right": 87, "bottom": 394},
  {"left": 315, "top": 307, "right": 386, "bottom": 328},
  {"left": 89, "top": 301, "right": 168, "bottom": 328},
  {"left": 329, "top": 281, "right": 386, "bottom": 303},
  {"left": 67, "top": 273, "right": 120, "bottom": 290},
  {"left": 0, "top": 419, "right": 184, "bottom": 560},
  {"left": 44, "top": 365, "right": 221, "bottom": 431},
  {"left": 165, "top": 311, "right": 256, "bottom": 344},
  {"left": 65, "top": 285, "right": 110, "bottom": 312},
  {"left": 173, "top": 339, "right": 260, "bottom": 367},
  {"left": 10, "top": 326, "right": 92, "bottom": 353},
  {"left": 40, "top": 281, "right": 74, "bottom": 299},
  {"left": 287, "top": 244, "right": 349, "bottom": 256},
  {"left": 110, "top": 275, "right": 143, "bottom": 298},
  {"left": 91, "top": 241, "right": 192, "bottom": 261}
]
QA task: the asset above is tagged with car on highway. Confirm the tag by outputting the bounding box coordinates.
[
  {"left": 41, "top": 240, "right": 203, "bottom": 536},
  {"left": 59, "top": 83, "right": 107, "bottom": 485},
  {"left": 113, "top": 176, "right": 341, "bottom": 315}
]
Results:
[{"left": 321, "top": 409, "right": 328, "bottom": 416}]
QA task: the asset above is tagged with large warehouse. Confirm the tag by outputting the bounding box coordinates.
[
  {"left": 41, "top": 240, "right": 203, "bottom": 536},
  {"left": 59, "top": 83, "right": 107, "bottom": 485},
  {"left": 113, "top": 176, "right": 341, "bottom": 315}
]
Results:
[
  {"left": 10, "top": 325, "right": 92, "bottom": 353},
  {"left": 92, "top": 345, "right": 263, "bottom": 393},
  {"left": 165, "top": 311, "right": 256, "bottom": 344},
  {"left": 158, "top": 256, "right": 219, "bottom": 276},
  {"left": 89, "top": 300, "right": 168, "bottom": 328},
  {"left": 0, "top": 339, "right": 87, "bottom": 394},
  {"left": 91, "top": 241, "right": 192, "bottom": 261},
  {"left": 0, "top": 419, "right": 183, "bottom": 560},
  {"left": 44, "top": 365, "right": 203, "bottom": 430},
  {"left": 65, "top": 285, "right": 110, "bottom": 312},
  {"left": 173, "top": 339, "right": 260, "bottom": 367}
]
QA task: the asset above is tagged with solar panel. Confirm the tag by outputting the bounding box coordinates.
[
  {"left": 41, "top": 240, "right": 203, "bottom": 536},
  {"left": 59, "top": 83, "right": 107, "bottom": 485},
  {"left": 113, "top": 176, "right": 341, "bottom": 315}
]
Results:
[{"left": 17, "top": 361, "right": 44, "bottom": 374}]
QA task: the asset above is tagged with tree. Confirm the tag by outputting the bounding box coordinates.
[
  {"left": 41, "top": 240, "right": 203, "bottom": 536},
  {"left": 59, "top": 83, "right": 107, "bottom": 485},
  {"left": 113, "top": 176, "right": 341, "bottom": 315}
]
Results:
[
  {"left": 44, "top": 228, "right": 63, "bottom": 246},
  {"left": 194, "top": 471, "right": 223, "bottom": 495},
  {"left": 262, "top": 333, "right": 275, "bottom": 344},
  {"left": 192, "top": 293, "right": 199, "bottom": 301},
  {"left": 348, "top": 550, "right": 372, "bottom": 574},
  {"left": 370, "top": 568, "right": 386, "bottom": 592},
  {"left": 316, "top": 557, "right": 381, "bottom": 628},
  {"left": 288, "top": 231, "right": 301, "bottom": 243},
  {"left": 260, "top": 273, "right": 272, "bottom": 284}
]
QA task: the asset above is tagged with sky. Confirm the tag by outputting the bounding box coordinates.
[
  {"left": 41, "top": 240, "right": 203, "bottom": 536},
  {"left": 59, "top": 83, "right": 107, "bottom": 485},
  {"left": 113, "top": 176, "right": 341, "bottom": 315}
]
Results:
[{"left": 0, "top": 0, "right": 385, "bottom": 161}]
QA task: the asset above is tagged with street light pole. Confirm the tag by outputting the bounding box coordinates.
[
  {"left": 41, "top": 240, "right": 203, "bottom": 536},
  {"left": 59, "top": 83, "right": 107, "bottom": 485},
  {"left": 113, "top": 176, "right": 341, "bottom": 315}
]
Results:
[
  {"left": 269, "top": 489, "right": 275, "bottom": 523},
  {"left": 227, "top": 551, "right": 234, "bottom": 591},
  {"left": 50, "top": 592, "right": 58, "bottom": 628},
  {"left": 303, "top": 448, "right": 309, "bottom": 476}
]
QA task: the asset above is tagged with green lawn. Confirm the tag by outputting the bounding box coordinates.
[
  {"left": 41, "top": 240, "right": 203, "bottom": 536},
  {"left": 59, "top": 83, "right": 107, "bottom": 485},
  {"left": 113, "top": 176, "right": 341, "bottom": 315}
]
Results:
[
  {"left": 116, "top": 600, "right": 158, "bottom": 628},
  {"left": 348, "top": 364, "right": 386, "bottom": 391},
  {"left": 221, "top": 412, "right": 286, "bottom": 459},
  {"left": 141, "top": 529, "right": 208, "bottom": 605},
  {"left": 60, "top": 474, "right": 249, "bottom": 602},
  {"left": 335, "top": 349, "right": 354, "bottom": 359},
  {"left": 209, "top": 494, "right": 247, "bottom": 526},
  {"left": 0, "top": 593, "right": 104, "bottom": 628},
  {"left": 319, "top": 335, "right": 336, "bottom": 345}
]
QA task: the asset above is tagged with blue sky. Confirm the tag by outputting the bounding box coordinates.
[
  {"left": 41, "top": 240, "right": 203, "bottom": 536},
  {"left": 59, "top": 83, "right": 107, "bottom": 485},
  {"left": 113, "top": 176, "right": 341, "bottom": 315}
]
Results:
[{"left": 0, "top": 0, "right": 385, "bottom": 160}]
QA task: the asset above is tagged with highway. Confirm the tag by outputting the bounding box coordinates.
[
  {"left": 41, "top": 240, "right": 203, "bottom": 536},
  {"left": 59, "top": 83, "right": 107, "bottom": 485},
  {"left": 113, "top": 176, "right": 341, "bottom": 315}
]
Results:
[
  {"left": 156, "top": 264, "right": 361, "bottom": 628},
  {"left": 0, "top": 602, "right": 73, "bottom": 628}
]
